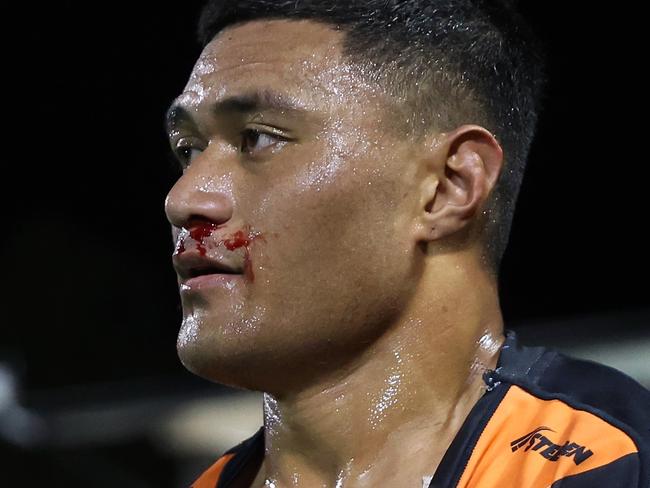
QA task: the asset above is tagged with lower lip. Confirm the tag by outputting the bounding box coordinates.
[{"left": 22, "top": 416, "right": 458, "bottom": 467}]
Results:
[{"left": 181, "top": 273, "right": 244, "bottom": 291}]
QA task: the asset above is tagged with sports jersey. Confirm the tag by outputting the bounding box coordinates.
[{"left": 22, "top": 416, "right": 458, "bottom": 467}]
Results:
[{"left": 190, "top": 329, "right": 650, "bottom": 487}]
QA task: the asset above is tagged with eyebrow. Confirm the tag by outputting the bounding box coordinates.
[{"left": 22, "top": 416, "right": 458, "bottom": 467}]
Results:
[{"left": 165, "top": 89, "right": 311, "bottom": 135}]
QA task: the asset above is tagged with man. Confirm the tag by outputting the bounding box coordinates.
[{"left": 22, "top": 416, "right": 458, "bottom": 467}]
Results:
[{"left": 164, "top": 1, "right": 650, "bottom": 487}]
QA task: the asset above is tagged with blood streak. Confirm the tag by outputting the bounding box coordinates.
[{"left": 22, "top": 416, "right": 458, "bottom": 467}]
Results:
[
  {"left": 224, "top": 229, "right": 266, "bottom": 283},
  {"left": 176, "top": 223, "right": 265, "bottom": 283},
  {"left": 189, "top": 223, "right": 221, "bottom": 256},
  {"left": 223, "top": 229, "right": 250, "bottom": 250}
]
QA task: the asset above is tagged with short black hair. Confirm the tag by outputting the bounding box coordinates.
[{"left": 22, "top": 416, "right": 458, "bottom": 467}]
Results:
[{"left": 196, "top": 0, "right": 548, "bottom": 277}]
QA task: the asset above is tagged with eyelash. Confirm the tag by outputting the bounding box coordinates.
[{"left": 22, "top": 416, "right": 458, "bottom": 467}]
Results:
[
  {"left": 172, "top": 128, "right": 288, "bottom": 172},
  {"left": 239, "top": 128, "right": 288, "bottom": 155}
]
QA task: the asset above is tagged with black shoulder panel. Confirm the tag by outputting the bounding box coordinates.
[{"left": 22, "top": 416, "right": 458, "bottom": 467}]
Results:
[{"left": 549, "top": 452, "right": 641, "bottom": 488}]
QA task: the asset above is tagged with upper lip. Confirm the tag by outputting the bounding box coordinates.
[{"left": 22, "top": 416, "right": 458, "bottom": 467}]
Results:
[{"left": 172, "top": 251, "right": 243, "bottom": 280}]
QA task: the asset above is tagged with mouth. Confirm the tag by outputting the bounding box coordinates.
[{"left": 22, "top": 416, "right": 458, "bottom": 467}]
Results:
[
  {"left": 187, "top": 266, "right": 242, "bottom": 278},
  {"left": 179, "top": 265, "right": 245, "bottom": 291},
  {"left": 173, "top": 251, "right": 244, "bottom": 284}
]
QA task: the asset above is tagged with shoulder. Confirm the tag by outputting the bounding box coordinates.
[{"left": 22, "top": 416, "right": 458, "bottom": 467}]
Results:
[
  {"left": 535, "top": 347, "right": 650, "bottom": 440},
  {"left": 495, "top": 329, "right": 650, "bottom": 440},
  {"left": 478, "top": 330, "right": 650, "bottom": 487}
]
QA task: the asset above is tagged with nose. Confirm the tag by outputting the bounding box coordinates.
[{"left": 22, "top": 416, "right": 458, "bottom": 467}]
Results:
[{"left": 164, "top": 171, "right": 234, "bottom": 229}]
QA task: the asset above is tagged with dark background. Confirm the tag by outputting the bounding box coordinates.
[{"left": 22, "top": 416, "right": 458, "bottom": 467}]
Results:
[{"left": 1, "top": 2, "right": 647, "bottom": 486}]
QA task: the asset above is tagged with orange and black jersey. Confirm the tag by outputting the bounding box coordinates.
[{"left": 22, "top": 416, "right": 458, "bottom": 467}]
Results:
[{"left": 191, "top": 329, "right": 650, "bottom": 487}]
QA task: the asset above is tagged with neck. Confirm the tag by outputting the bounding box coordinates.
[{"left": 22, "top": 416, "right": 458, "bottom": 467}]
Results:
[{"left": 256, "top": 254, "right": 505, "bottom": 487}]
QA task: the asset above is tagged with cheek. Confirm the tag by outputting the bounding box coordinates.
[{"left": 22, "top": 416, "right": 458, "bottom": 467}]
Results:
[
  {"left": 249, "top": 147, "right": 349, "bottom": 239},
  {"left": 252, "top": 155, "right": 411, "bottom": 297},
  {"left": 255, "top": 188, "right": 351, "bottom": 283}
]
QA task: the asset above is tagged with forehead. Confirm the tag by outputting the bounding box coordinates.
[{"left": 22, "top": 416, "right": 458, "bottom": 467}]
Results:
[{"left": 175, "top": 19, "right": 387, "bottom": 114}]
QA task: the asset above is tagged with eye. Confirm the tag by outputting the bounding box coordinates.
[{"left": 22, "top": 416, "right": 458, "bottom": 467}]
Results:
[
  {"left": 174, "top": 138, "right": 204, "bottom": 169},
  {"left": 240, "top": 128, "right": 288, "bottom": 155}
]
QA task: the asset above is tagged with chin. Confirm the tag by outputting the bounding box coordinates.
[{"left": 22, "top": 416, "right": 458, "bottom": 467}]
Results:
[
  {"left": 175, "top": 327, "right": 278, "bottom": 391},
  {"left": 178, "top": 343, "right": 255, "bottom": 390}
]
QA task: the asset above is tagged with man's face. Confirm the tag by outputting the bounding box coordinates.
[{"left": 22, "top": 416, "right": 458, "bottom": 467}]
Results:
[{"left": 165, "top": 19, "right": 423, "bottom": 392}]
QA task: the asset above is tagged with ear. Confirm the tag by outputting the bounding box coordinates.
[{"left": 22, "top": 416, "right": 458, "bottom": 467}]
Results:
[{"left": 411, "top": 124, "right": 504, "bottom": 246}]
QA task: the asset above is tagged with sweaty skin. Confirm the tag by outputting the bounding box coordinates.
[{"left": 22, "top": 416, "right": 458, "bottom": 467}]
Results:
[{"left": 165, "top": 19, "right": 505, "bottom": 488}]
